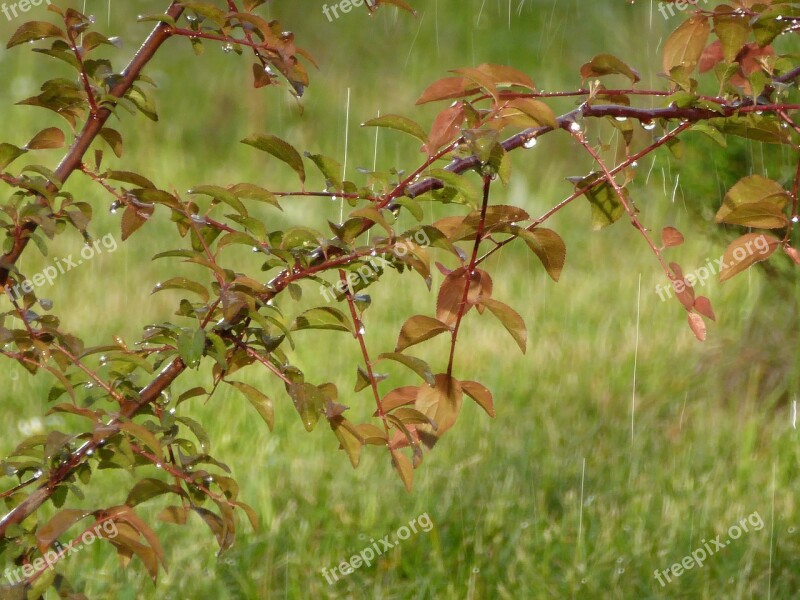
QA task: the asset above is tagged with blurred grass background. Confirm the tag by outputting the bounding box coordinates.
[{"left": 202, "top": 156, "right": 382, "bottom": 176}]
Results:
[{"left": 0, "top": 1, "right": 799, "bottom": 598}]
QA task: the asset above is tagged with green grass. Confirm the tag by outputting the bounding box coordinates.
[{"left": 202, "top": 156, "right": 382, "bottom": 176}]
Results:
[{"left": 1, "top": 1, "right": 800, "bottom": 598}]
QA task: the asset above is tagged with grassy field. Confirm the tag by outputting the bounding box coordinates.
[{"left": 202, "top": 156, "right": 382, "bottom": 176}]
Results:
[{"left": 1, "top": 1, "right": 799, "bottom": 598}]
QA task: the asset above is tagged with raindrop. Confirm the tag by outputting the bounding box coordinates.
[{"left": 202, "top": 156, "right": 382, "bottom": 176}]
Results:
[
  {"left": 155, "top": 463, "right": 163, "bottom": 469},
  {"left": 614, "top": 116, "right": 628, "bottom": 122},
  {"left": 792, "top": 216, "right": 799, "bottom": 223},
  {"left": 99, "top": 355, "right": 108, "bottom": 364},
  {"left": 631, "top": 161, "right": 638, "bottom": 168},
  {"left": 169, "top": 408, "right": 176, "bottom": 415},
  {"left": 642, "top": 120, "right": 656, "bottom": 130},
  {"left": 222, "top": 43, "right": 233, "bottom": 53},
  {"left": 33, "top": 470, "right": 43, "bottom": 478},
  {"left": 84, "top": 383, "right": 94, "bottom": 389},
  {"left": 330, "top": 195, "right": 339, "bottom": 203},
  {"left": 86, "top": 449, "right": 94, "bottom": 456},
  {"left": 370, "top": 249, "right": 377, "bottom": 256},
  {"left": 87, "top": 15, "right": 96, "bottom": 24},
  {"left": 252, "top": 246, "right": 260, "bottom": 253},
  {"left": 191, "top": 214, "right": 206, "bottom": 224},
  {"left": 523, "top": 137, "right": 538, "bottom": 149},
  {"left": 358, "top": 325, "right": 366, "bottom": 335},
  {"left": 154, "top": 282, "right": 163, "bottom": 290},
  {"left": 569, "top": 121, "right": 582, "bottom": 133}
]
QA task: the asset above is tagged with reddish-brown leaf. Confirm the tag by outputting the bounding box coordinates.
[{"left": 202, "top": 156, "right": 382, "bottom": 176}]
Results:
[
  {"left": 661, "top": 226, "right": 685, "bottom": 248},
  {"left": 423, "top": 103, "right": 465, "bottom": 156},
  {"left": 687, "top": 313, "right": 707, "bottom": 342},
  {"left": 694, "top": 296, "right": 716, "bottom": 322}
]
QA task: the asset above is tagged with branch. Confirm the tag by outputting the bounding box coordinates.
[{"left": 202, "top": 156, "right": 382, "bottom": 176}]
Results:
[{"left": 0, "top": 2, "right": 185, "bottom": 287}]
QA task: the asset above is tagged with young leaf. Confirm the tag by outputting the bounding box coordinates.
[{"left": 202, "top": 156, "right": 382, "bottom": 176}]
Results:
[
  {"left": 416, "top": 77, "right": 480, "bottom": 105},
  {"left": 516, "top": 227, "right": 566, "bottom": 282},
  {"left": 663, "top": 16, "right": 711, "bottom": 74},
  {"left": 715, "top": 175, "right": 790, "bottom": 224},
  {"left": 687, "top": 313, "right": 707, "bottom": 342},
  {"left": 362, "top": 114, "right": 427, "bottom": 143},
  {"left": 396, "top": 315, "right": 451, "bottom": 352},
  {"left": 479, "top": 297, "right": 527, "bottom": 353},
  {"left": 0, "top": 143, "right": 27, "bottom": 170},
  {"left": 580, "top": 54, "right": 641, "bottom": 84},
  {"left": 241, "top": 134, "right": 306, "bottom": 183},
  {"left": 228, "top": 381, "right": 274, "bottom": 431},
  {"left": 390, "top": 449, "right": 414, "bottom": 492},
  {"left": 26, "top": 127, "right": 65, "bottom": 150},
  {"left": 461, "top": 380, "right": 495, "bottom": 418},
  {"left": 291, "top": 307, "right": 354, "bottom": 334},
  {"left": 7, "top": 21, "right": 65, "bottom": 49},
  {"left": 661, "top": 226, "right": 685, "bottom": 248},
  {"left": 719, "top": 233, "right": 780, "bottom": 282}
]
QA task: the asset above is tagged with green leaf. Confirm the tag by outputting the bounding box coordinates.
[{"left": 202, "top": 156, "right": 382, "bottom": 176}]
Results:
[
  {"left": 99, "top": 128, "right": 123, "bottom": 158},
  {"left": 242, "top": 134, "right": 306, "bottom": 183},
  {"left": 152, "top": 277, "right": 210, "bottom": 302},
  {"left": 304, "top": 153, "right": 343, "bottom": 190},
  {"left": 230, "top": 183, "right": 282, "bottom": 210},
  {"left": 572, "top": 172, "right": 627, "bottom": 230},
  {"left": 177, "top": 328, "right": 206, "bottom": 368},
  {"left": 580, "top": 54, "right": 641, "bottom": 84},
  {"left": 716, "top": 175, "right": 790, "bottom": 225},
  {"left": 126, "top": 478, "right": 178, "bottom": 507},
  {"left": 515, "top": 227, "right": 566, "bottom": 282},
  {"left": 105, "top": 170, "right": 155, "bottom": 189},
  {"left": 7, "top": 21, "right": 65, "bottom": 49},
  {"left": 291, "top": 307, "right": 354, "bottom": 334},
  {"left": 189, "top": 185, "right": 248, "bottom": 216},
  {"left": 287, "top": 382, "right": 323, "bottom": 432},
  {"left": 0, "top": 143, "right": 27, "bottom": 170},
  {"left": 228, "top": 381, "right": 274, "bottom": 431},
  {"left": 377, "top": 352, "right": 435, "bottom": 385},
  {"left": 362, "top": 114, "right": 427, "bottom": 143}
]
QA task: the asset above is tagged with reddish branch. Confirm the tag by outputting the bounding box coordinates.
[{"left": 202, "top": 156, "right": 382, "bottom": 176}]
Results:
[{"left": 3, "top": 4, "right": 800, "bottom": 543}]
